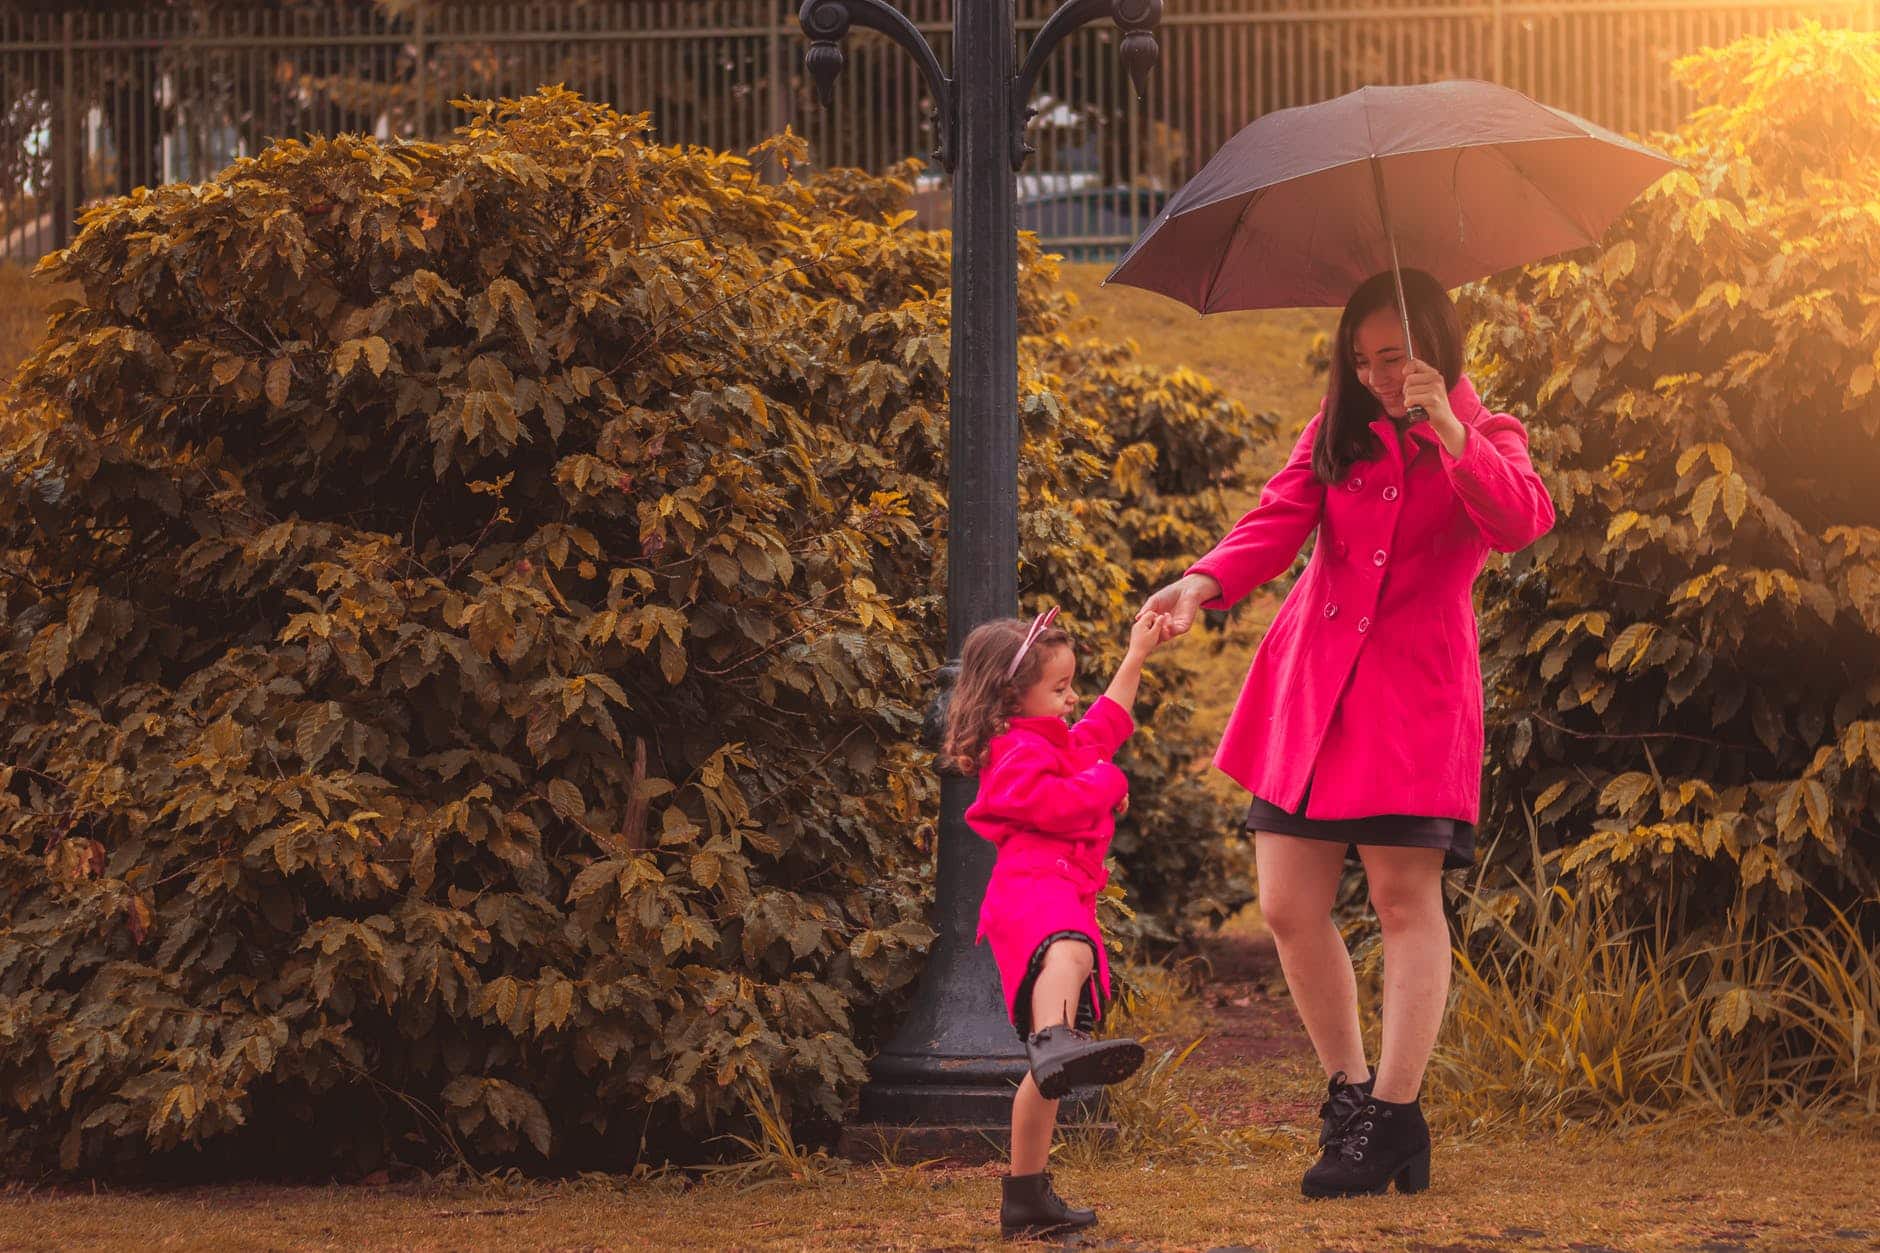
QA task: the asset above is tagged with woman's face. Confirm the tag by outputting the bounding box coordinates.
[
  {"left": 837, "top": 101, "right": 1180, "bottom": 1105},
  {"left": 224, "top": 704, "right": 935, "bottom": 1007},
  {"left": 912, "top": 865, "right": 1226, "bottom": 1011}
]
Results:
[{"left": 1351, "top": 308, "right": 1411, "bottom": 419}]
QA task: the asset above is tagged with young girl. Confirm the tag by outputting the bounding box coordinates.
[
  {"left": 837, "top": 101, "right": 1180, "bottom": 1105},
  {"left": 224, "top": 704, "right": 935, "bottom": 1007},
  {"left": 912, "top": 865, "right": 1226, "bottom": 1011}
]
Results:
[{"left": 943, "top": 605, "right": 1174, "bottom": 1238}]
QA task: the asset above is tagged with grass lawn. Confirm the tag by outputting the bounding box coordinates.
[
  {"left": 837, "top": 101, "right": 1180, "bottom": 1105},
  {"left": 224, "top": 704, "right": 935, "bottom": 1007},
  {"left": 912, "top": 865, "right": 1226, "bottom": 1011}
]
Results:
[
  {"left": 5, "top": 1131, "right": 1878, "bottom": 1251},
  {"left": 9, "top": 923, "right": 1873, "bottom": 1251}
]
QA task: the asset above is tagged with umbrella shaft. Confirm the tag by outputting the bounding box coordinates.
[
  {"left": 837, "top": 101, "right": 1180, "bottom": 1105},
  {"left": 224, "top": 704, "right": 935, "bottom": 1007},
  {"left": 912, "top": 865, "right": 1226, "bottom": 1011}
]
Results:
[
  {"left": 1369, "top": 156, "right": 1428, "bottom": 423},
  {"left": 1367, "top": 155, "right": 1418, "bottom": 362}
]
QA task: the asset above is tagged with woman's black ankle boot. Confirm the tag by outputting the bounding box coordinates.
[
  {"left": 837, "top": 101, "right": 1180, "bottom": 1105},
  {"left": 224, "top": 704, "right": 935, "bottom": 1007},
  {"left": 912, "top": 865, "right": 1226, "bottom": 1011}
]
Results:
[
  {"left": 1302, "top": 1093, "right": 1432, "bottom": 1198},
  {"left": 1317, "top": 1070, "right": 1375, "bottom": 1146},
  {"left": 1000, "top": 1171, "right": 1097, "bottom": 1238}
]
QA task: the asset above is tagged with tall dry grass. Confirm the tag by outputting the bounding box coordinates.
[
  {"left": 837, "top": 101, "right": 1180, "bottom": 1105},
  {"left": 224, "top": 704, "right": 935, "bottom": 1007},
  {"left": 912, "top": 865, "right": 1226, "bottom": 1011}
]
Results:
[{"left": 1433, "top": 849, "right": 1880, "bottom": 1132}]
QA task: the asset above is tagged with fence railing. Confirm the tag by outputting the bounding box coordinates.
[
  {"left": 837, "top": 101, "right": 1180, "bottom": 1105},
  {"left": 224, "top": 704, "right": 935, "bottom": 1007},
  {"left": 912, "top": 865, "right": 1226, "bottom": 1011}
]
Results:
[{"left": 2, "top": 0, "right": 1873, "bottom": 263}]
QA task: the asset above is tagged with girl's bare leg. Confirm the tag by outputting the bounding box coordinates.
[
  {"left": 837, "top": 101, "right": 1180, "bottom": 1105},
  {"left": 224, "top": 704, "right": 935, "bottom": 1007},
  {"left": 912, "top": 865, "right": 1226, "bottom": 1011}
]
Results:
[{"left": 1009, "top": 938, "right": 1094, "bottom": 1175}]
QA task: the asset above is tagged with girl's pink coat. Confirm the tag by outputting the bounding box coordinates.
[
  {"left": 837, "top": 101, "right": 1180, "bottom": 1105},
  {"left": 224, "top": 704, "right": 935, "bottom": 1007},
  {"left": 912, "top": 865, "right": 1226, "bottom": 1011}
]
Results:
[
  {"left": 967, "top": 696, "right": 1134, "bottom": 1025},
  {"left": 1188, "top": 375, "right": 1554, "bottom": 823}
]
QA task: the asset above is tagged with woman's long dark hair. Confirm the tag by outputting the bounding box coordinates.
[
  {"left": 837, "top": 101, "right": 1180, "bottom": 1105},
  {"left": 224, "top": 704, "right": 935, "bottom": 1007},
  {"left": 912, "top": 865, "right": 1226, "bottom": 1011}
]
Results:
[
  {"left": 1312, "top": 268, "right": 1465, "bottom": 485},
  {"left": 939, "top": 617, "right": 1073, "bottom": 774}
]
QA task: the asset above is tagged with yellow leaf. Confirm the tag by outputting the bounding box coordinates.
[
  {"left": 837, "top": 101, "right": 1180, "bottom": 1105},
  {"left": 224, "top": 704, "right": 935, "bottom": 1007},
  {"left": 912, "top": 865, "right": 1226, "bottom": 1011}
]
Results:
[
  {"left": 1602, "top": 239, "right": 1637, "bottom": 280},
  {"left": 1843, "top": 720, "right": 1870, "bottom": 766},
  {"left": 1691, "top": 474, "right": 1721, "bottom": 529},
  {"left": 1600, "top": 772, "right": 1655, "bottom": 815},
  {"left": 1710, "top": 987, "right": 1751, "bottom": 1039},
  {"left": 266, "top": 357, "right": 292, "bottom": 408},
  {"left": 547, "top": 779, "right": 584, "bottom": 821},
  {"left": 1802, "top": 779, "right": 1833, "bottom": 844},
  {"left": 365, "top": 336, "right": 391, "bottom": 377},
  {"left": 1721, "top": 472, "right": 1748, "bottom": 527},
  {"left": 1570, "top": 364, "right": 1599, "bottom": 404}
]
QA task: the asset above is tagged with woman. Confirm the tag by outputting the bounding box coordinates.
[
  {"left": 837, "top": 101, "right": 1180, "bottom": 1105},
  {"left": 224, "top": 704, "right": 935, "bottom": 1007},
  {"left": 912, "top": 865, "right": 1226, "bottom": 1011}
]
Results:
[{"left": 1139, "top": 268, "right": 1554, "bottom": 1198}]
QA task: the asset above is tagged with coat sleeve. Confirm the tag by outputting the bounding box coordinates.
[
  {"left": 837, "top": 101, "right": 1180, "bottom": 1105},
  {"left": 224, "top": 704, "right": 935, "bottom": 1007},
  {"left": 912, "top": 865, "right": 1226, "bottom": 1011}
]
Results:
[
  {"left": 1186, "top": 411, "right": 1327, "bottom": 610},
  {"left": 1067, "top": 695, "right": 1135, "bottom": 759},
  {"left": 1438, "top": 412, "right": 1556, "bottom": 553},
  {"left": 979, "top": 739, "right": 1127, "bottom": 840}
]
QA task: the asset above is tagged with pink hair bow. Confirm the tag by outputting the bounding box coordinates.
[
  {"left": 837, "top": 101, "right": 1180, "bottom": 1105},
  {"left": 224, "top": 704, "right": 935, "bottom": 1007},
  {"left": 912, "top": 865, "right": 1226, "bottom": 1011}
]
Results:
[{"left": 1003, "top": 606, "right": 1060, "bottom": 682}]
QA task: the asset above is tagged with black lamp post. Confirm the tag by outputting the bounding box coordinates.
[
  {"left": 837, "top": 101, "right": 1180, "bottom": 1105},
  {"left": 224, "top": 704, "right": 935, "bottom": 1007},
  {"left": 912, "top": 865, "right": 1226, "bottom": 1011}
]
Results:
[{"left": 798, "top": 0, "right": 1162, "bottom": 1142}]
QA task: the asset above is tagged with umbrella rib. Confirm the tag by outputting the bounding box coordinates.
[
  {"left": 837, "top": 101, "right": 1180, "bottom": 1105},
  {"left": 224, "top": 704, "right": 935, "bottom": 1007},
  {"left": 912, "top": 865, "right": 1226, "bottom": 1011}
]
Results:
[
  {"left": 1491, "top": 144, "right": 1601, "bottom": 251},
  {"left": 1198, "top": 188, "right": 1267, "bottom": 315}
]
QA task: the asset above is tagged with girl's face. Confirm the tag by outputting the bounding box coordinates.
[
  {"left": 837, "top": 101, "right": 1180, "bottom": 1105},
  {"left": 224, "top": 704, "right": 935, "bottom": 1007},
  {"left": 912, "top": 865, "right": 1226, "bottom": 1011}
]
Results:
[
  {"left": 1351, "top": 308, "right": 1411, "bottom": 419},
  {"left": 1014, "top": 645, "right": 1078, "bottom": 721}
]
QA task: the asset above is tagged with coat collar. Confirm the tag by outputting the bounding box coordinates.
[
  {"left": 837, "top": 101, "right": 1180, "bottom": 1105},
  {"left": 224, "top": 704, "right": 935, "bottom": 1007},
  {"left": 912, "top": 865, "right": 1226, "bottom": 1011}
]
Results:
[{"left": 1005, "top": 714, "right": 1071, "bottom": 747}]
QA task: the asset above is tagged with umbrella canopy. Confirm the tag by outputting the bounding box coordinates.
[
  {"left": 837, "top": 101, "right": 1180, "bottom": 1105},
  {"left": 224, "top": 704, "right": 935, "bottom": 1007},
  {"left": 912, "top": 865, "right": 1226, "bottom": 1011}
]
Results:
[{"left": 1104, "top": 79, "right": 1678, "bottom": 313}]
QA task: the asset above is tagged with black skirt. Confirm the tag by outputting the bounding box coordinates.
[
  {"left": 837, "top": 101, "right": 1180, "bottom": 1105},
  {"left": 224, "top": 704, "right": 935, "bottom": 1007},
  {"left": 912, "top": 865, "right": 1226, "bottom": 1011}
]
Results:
[
  {"left": 1010, "top": 930, "right": 1102, "bottom": 1041},
  {"left": 1245, "top": 787, "right": 1475, "bottom": 871}
]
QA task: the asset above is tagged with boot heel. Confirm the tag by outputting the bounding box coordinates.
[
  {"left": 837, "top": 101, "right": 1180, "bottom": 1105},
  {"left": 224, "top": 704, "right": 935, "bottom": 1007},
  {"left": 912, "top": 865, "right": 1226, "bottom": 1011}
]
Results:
[{"left": 1393, "top": 1148, "right": 1431, "bottom": 1194}]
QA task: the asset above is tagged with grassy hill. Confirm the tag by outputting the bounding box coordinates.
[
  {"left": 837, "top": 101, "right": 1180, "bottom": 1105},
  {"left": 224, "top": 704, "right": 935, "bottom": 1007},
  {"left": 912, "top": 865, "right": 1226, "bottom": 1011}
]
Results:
[{"left": 0, "top": 264, "right": 65, "bottom": 385}]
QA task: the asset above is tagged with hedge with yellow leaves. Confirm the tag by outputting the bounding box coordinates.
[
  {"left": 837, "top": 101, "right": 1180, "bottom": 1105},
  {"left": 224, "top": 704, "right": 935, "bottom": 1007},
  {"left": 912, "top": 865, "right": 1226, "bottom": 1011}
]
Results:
[
  {"left": 0, "top": 91, "right": 1255, "bottom": 1175},
  {"left": 1468, "top": 23, "right": 1880, "bottom": 934}
]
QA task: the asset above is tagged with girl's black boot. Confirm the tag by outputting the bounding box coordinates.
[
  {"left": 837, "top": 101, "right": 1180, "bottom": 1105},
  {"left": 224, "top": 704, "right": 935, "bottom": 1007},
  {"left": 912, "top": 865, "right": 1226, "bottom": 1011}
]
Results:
[
  {"left": 1301, "top": 1094, "right": 1432, "bottom": 1198},
  {"left": 1000, "top": 1171, "right": 1097, "bottom": 1239},
  {"left": 1317, "top": 1070, "right": 1375, "bottom": 1147},
  {"left": 1025, "top": 1025, "right": 1145, "bottom": 1100}
]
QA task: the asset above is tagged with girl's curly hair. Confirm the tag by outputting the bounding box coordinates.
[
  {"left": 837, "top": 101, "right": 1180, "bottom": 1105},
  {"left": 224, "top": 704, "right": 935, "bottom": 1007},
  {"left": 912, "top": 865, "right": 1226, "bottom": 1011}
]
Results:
[{"left": 939, "top": 616, "right": 1074, "bottom": 774}]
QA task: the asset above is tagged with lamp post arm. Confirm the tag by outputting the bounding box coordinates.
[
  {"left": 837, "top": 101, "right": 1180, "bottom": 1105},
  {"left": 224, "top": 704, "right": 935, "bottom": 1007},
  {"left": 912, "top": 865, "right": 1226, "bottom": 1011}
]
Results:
[
  {"left": 800, "top": 0, "right": 957, "bottom": 171},
  {"left": 1012, "top": 0, "right": 1163, "bottom": 171}
]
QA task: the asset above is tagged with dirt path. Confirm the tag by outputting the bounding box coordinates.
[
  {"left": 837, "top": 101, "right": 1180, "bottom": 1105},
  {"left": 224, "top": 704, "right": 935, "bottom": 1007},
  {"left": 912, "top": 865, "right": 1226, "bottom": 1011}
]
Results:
[{"left": 1178, "top": 927, "right": 1324, "bottom": 1133}]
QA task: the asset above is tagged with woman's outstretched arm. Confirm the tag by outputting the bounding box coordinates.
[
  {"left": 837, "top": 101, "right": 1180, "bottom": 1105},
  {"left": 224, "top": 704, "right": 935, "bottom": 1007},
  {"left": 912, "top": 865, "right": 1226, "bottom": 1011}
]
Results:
[{"left": 1141, "top": 411, "right": 1328, "bottom": 633}]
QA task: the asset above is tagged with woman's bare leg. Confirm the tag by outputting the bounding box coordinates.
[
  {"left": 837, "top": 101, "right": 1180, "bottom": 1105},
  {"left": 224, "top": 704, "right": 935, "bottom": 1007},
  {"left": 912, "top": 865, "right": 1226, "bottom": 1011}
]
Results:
[
  {"left": 1256, "top": 833, "right": 1370, "bottom": 1082},
  {"left": 1357, "top": 844, "right": 1450, "bottom": 1103}
]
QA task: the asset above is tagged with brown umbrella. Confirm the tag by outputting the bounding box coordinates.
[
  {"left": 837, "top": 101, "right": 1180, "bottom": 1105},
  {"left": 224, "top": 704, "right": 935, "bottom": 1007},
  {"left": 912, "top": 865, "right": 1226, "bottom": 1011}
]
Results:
[{"left": 1104, "top": 79, "right": 1677, "bottom": 363}]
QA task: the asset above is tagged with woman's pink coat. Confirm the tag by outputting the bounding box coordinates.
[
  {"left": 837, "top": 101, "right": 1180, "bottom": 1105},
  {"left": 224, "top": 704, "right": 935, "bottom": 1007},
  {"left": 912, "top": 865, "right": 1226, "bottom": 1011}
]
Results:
[
  {"left": 967, "top": 696, "right": 1134, "bottom": 1026},
  {"left": 1188, "top": 375, "right": 1554, "bottom": 823}
]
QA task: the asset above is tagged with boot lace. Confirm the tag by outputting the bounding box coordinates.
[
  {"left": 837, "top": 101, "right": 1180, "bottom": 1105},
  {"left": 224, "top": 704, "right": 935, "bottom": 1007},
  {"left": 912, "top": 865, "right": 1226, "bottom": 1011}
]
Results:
[
  {"left": 1334, "top": 1100, "right": 1381, "bottom": 1163},
  {"left": 1318, "top": 1072, "right": 1367, "bottom": 1133}
]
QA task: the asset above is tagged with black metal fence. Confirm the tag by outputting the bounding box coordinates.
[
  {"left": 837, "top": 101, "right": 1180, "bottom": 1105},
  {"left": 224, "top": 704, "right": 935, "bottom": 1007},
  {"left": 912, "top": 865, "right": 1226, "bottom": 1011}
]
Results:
[{"left": 3, "top": 0, "right": 1874, "bottom": 262}]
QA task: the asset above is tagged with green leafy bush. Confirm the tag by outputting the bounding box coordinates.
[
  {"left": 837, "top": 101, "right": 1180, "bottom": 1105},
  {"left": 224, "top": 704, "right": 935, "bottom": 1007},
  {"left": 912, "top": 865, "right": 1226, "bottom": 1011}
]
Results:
[
  {"left": 0, "top": 90, "right": 1250, "bottom": 1175},
  {"left": 1466, "top": 24, "right": 1880, "bottom": 929}
]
